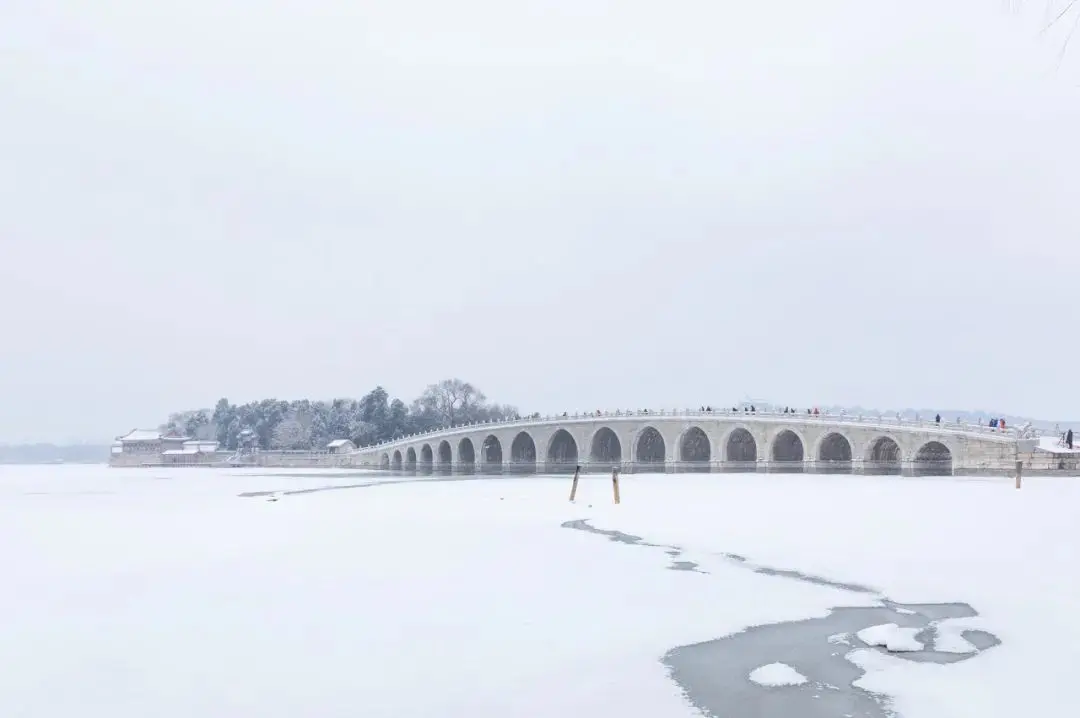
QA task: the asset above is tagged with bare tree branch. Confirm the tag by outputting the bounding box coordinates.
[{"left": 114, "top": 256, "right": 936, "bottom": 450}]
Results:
[
  {"left": 1040, "top": 0, "right": 1080, "bottom": 35},
  {"left": 1055, "top": 3, "right": 1080, "bottom": 70}
]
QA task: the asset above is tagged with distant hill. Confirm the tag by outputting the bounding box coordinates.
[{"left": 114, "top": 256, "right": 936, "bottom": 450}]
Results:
[{"left": 0, "top": 444, "right": 110, "bottom": 465}]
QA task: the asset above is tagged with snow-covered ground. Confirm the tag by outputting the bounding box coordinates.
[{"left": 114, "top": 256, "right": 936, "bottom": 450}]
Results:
[
  {"left": 0, "top": 465, "right": 1076, "bottom": 718},
  {"left": 1039, "top": 435, "right": 1079, "bottom": 453}
]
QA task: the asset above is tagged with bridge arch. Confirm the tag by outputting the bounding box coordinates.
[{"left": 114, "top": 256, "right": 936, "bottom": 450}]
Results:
[
  {"left": 546, "top": 429, "right": 578, "bottom": 470},
  {"left": 865, "top": 435, "right": 902, "bottom": 475},
  {"left": 634, "top": 426, "right": 666, "bottom": 470},
  {"left": 420, "top": 444, "right": 433, "bottom": 466},
  {"left": 723, "top": 425, "right": 758, "bottom": 466},
  {"left": 436, "top": 440, "right": 453, "bottom": 472},
  {"left": 678, "top": 426, "right": 711, "bottom": 471},
  {"left": 770, "top": 429, "right": 805, "bottom": 472},
  {"left": 914, "top": 440, "right": 953, "bottom": 476},
  {"left": 437, "top": 440, "right": 452, "bottom": 469},
  {"left": 815, "top": 432, "right": 853, "bottom": 474},
  {"left": 458, "top": 438, "right": 476, "bottom": 471},
  {"left": 481, "top": 435, "right": 502, "bottom": 470},
  {"left": 379, "top": 453, "right": 390, "bottom": 470},
  {"left": 510, "top": 431, "right": 537, "bottom": 472},
  {"left": 589, "top": 427, "right": 622, "bottom": 465},
  {"left": 392, "top": 450, "right": 403, "bottom": 470},
  {"left": 405, "top": 447, "right": 417, "bottom": 470}
]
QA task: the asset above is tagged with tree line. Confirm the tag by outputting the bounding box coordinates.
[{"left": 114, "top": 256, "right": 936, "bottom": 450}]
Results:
[{"left": 162, "top": 379, "right": 520, "bottom": 451}]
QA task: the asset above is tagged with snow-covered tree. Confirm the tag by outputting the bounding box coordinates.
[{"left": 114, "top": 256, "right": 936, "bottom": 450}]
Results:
[
  {"left": 172, "top": 379, "right": 519, "bottom": 450},
  {"left": 271, "top": 415, "right": 313, "bottom": 450}
]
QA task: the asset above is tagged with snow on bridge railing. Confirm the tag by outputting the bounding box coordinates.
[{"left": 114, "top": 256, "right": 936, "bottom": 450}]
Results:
[{"left": 357, "top": 408, "right": 1034, "bottom": 451}]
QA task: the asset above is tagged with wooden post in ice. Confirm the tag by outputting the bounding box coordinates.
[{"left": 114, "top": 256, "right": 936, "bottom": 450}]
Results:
[
  {"left": 569, "top": 465, "right": 581, "bottom": 502},
  {"left": 1014, "top": 436, "right": 1023, "bottom": 489},
  {"left": 612, "top": 468, "right": 621, "bottom": 505}
]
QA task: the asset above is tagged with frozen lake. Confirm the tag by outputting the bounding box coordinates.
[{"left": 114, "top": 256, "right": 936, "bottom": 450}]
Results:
[{"left": 1, "top": 465, "right": 1076, "bottom": 718}]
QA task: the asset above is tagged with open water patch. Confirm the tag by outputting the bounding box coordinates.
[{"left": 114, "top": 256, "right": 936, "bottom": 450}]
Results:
[
  {"left": 560, "top": 519, "right": 705, "bottom": 573},
  {"left": 238, "top": 472, "right": 590, "bottom": 500},
  {"left": 561, "top": 519, "right": 1000, "bottom": 718},
  {"left": 751, "top": 566, "right": 877, "bottom": 595},
  {"left": 664, "top": 602, "right": 999, "bottom": 718},
  {"left": 237, "top": 474, "right": 491, "bottom": 498}
]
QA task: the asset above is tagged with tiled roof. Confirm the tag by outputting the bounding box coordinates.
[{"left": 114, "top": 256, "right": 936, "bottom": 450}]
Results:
[
  {"left": 118, "top": 429, "right": 162, "bottom": 442},
  {"left": 327, "top": 439, "right": 354, "bottom": 448}
]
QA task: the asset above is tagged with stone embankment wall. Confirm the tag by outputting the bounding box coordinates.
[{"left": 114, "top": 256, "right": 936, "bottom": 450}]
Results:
[
  {"left": 109, "top": 450, "right": 353, "bottom": 469},
  {"left": 109, "top": 453, "right": 161, "bottom": 468},
  {"left": 108, "top": 453, "right": 223, "bottom": 468},
  {"left": 250, "top": 451, "right": 353, "bottom": 468},
  {"left": 1016, "top": 450, "right": 1080, "bottom": 475},
  {"left": 952, "top": 441, "right": 1079, "bottom": 476}
]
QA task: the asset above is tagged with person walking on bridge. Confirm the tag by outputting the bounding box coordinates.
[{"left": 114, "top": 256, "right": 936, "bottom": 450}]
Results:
[{"left": 1068, "top": 429, "right": 1074, "bottom": 450}]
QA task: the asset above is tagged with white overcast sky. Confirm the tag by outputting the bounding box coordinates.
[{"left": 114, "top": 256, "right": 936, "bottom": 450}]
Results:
[{"left": 1, "top": 0, "right": 1078, "bottom": 443}]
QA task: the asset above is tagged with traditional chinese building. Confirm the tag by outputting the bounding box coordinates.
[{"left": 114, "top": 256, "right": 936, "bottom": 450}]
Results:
[
  {"left": 326, "top": 439, "right": 356, "bottom": 454},
  {"left": 110, "top": 429, "right": 220, "bottom": 466},
  {"left": 162, "top": 439, "right": 221, "bottom": 465}
]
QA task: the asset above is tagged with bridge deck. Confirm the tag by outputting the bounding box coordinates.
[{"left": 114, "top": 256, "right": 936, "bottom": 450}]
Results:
[{"left": 359, "top": 409, "right": 1024, "bottom": 454}]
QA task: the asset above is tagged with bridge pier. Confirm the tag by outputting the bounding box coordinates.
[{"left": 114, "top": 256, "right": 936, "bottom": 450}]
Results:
[
  {"left": 762, "top": 460, "right": 807, "bottom": 474},
  {"left": 807, "top": 460, "right": 854, "bottom": 475},
  {"left": 543, "top": 460, "right": 581, "bottom": 475}
]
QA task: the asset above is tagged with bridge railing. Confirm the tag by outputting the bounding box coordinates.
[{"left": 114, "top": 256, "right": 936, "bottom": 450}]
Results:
[{"left": 358, "top": 408, "right": 1033, "bottom": 451}]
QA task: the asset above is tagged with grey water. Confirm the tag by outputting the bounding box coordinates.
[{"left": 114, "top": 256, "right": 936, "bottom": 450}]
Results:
[
  {"left": 561, "top": 518, "right": 1000, "bottom": 718},
  {"left": 236, "top": 470, "right": 585, "bottom": 498},
  {"left": 237, "top": 473, "right": 495, "bottom": 498},
  {"left": 560, "top": 518, "right": 705, "bottom": 573},
  {"left": 665, "top": 603, "right": 1000, "bottom": 718}
]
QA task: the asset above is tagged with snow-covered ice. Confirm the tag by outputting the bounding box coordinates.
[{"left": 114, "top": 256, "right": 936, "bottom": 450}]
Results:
[
  {"left": 931, "top": 621, "right": 980, "bottom": 654},
  {"left": 749, "top": 662, "right": 809, "bottom": 686},
  {"left": 856, "top": 623, "right": 924, "bottom": 652},
  {"left": 0, "top": 465, "right": 1077, "bottom": 718}
]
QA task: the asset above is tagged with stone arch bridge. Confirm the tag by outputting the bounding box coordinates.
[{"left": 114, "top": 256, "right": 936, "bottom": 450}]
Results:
[{"left": 351, "top": 410, "right": 1025, "bottom": 476}]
